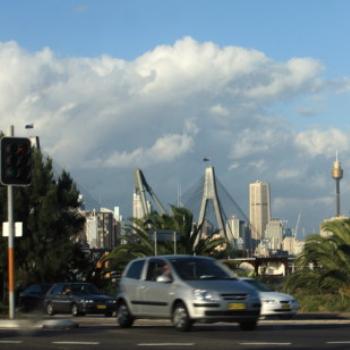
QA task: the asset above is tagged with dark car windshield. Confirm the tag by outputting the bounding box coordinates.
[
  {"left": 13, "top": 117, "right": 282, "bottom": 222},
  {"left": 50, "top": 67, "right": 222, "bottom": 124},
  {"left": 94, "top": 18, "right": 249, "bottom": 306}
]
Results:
[
  {"left": 169, "top": 258, "right": 232, "bottom": 280},
  {"left": 243, "top": 279, "right": 273, "bottom": 292},
  {"left": 70, "top": 284, "right": 101, "bottom": 295}
]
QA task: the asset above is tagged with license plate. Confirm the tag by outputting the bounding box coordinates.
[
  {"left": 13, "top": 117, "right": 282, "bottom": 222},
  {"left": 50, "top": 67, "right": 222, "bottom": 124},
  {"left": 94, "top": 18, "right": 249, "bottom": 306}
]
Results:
[
  {"left": 228, "top": 303, "right": 246, "bottom": 310},
  {"left": 97, "top": 304, "right": 107, "bottom": 310},
  {"left": 281, "top": 304, "right": 290, "bottom": 310}
]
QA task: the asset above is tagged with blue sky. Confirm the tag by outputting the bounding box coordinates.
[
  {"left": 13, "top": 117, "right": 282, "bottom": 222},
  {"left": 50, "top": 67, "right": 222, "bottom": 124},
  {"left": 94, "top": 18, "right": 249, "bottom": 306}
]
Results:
[{"left": 0, "top": 1, "right": 350, "bottom": 233}]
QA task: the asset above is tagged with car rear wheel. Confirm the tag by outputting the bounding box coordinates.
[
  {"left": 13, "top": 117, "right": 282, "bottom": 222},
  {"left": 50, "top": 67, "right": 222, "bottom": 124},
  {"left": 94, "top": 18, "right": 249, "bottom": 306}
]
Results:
[
  {"left": 172, "top": 302, "right": 192, "bottom": 332},
  {"left": 239, "top": 319, "right": 257, "bottom": 331},
  {"left": 117, "top": 302, "right": 134, "bottom": 328},
  {"left": 46, "top": 303, "right": 55, "bottom": 316}
]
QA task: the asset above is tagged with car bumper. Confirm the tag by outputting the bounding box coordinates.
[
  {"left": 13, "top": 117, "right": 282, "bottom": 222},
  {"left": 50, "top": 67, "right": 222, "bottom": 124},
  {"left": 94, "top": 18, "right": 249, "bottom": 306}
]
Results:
[
  {"left": 80, "top": 303, "right": 116, "bottom": 314},
  {"left": 188, "top": 300, "right": 261, "bottom": 322},
  {"left": 261, "top": 302, "right": 299, "bottom": 316}
]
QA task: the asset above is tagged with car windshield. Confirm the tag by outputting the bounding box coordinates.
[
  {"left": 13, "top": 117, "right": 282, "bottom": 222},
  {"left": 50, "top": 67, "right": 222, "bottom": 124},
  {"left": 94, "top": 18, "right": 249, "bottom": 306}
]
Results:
[
  {"left": 244, "top": 279, "right": 273, "bottom": 292},
  {"left": 71, "top": 284, "right": 101, "bottom": 295},
  {"left": 169, "top": 258, "right": 232, "bottom": 280}
]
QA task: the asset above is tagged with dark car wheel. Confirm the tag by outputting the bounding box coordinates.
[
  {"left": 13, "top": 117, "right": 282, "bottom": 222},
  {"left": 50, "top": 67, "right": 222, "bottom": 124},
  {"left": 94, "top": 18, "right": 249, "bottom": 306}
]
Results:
[
  {"left": 71, "top": 303, "right": 80, "bottom": 317},
  {"left": 116, "top": 302, "right": 134, "bottom": 328},
  {"left": 239, "top": 319, "right": 258, "bottom": 331},
  {"left": 46, "top": 303, "right": 55, "bottom": 316},
  {"left": 172, "top": 302, "right": 192, "bottom": 332}
]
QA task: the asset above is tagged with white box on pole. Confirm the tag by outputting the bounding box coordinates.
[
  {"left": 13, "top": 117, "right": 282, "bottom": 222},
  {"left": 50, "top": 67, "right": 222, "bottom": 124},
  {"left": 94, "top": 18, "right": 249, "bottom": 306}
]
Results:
[{"left": 2, "top": 222, "right": 23, "bottom": 237}]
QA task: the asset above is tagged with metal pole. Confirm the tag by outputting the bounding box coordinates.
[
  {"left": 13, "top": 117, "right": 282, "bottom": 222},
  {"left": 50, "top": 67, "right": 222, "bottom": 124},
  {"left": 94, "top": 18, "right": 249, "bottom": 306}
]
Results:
[
  {"left": 154, "top": 230, "right": 157, "bottom": 256},
  {"left": 173, "top": 231, "right": 176, "bottom": 255},
  {"left": 7, "top": 125, "right": 15, "bottom": 319},
  {"left": 336, "top": 179, "right": 340, "bottom": 217}
]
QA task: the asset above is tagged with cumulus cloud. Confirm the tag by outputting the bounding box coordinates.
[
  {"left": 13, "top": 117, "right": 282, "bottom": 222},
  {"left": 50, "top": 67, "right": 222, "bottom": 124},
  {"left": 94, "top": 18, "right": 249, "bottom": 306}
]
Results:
[
  {"left": 0, "top": 37, "right": 349, "bottom": 231},
  {"left": 295, "top": 129, "right": 350, "bottom": 157},
  {"left": 86, "top": 131, "right": 194, "bottom": 168}
]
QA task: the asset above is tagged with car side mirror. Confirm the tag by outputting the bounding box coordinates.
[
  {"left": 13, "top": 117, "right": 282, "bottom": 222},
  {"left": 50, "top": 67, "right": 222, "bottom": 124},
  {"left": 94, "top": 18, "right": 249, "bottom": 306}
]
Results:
[{"left": 156, "top": 275, "right": 172, "bottom": 283}]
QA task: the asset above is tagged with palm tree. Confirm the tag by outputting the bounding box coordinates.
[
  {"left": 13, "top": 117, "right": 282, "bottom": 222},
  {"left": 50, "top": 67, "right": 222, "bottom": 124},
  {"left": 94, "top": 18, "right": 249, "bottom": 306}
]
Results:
[
  {"left": 102, "top": 206, "right": 229, "bottom": 277},
  {"left": 284, "top": 218, "right": 350, "bottom": 294}
]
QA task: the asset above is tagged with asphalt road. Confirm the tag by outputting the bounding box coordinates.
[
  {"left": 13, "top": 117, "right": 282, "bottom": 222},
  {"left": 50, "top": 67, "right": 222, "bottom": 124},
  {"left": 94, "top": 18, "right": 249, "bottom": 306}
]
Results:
[{"left": 1, "top": 317, "right": 350, "bottom": 350}]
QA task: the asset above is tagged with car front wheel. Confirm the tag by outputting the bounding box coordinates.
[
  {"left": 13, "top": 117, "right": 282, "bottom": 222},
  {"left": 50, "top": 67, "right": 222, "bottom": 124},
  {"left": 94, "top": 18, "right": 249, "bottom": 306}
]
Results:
[
  {"left": 46, "top": 303, "right": 55, "bottom": 316},
  {"left": 117, "top": 302, "right": 134, "bottom": 328},
  {"left": 172, "top": 302, "right": 192, "bottom": 332},
  {"left": 71, "top": 303, "right": 80, "bottom": 317}
]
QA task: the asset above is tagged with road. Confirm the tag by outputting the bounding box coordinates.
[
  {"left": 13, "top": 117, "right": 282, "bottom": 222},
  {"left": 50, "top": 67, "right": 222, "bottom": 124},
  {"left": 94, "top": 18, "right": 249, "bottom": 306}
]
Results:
[{"left": 0, "top": 317, "right": 350, "bottom": 349}]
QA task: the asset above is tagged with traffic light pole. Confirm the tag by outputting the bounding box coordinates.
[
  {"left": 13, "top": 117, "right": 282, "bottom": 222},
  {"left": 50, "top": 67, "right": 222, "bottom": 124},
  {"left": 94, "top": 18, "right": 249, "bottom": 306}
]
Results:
[{"left": 7, "top": 125, "right": 15, "bottom": 319}]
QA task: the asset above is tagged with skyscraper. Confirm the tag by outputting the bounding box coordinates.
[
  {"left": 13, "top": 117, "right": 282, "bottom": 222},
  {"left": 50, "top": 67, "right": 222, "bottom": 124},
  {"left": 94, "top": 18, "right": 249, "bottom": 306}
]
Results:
[{"left": 249, "top": 180, "right": 271, "bottom": 242}]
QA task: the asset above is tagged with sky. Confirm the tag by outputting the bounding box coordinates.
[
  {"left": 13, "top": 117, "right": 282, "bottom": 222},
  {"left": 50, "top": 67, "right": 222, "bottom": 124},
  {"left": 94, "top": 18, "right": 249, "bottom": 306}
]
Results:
[{"left": 1, "top": 0, "right": 350, "bottom": 235}]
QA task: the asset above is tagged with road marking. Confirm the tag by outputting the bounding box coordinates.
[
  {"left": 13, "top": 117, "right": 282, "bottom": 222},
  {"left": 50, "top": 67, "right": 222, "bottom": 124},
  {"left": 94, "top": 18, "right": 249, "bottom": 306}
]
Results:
[
  {"left": 327, "top": 341, "right": 350, "bottom": 344},
  {"left": 138, "top": 343, "right": 195, "bottom": 347},
  {"left": 0, "top": 340, "right": 23, "bottom": 344},
  {"left": 52, "top": 341, "right": 99, "bottom": 345},
  {"left": 240, "top": 342, "right": 291, "bottom": 346}
]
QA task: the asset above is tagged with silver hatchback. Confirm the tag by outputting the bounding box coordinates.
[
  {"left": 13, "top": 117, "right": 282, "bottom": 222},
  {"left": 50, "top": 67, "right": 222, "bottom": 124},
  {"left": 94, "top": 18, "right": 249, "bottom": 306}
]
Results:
[{"left": 116, "top": 255, "right": 261, "bottom": 331}]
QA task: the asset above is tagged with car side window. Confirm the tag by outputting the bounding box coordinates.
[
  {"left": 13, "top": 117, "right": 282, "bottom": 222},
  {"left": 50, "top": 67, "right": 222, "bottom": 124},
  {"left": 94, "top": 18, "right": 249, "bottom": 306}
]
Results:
[
  {"left": 146, "top": 260, "right": 171, "bottom": 282},
  {"left": 25, "top": 284, "right": 41, "bottom": 294},
  {"left": 50, "top": 285, "right": 63, "bottom": 296},
  {"left": 126, "top": 260, "right": 145, "bottom": 280}
]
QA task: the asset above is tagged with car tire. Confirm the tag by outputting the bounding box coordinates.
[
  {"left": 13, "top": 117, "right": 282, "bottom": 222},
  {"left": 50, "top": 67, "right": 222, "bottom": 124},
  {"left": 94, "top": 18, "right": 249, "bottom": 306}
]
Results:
[
  {"left": 117, "top": 302, "right": 134, "bottom": 328},
  {"left": 46, "top": 303, "right": 55, "bottom": 316},
  {"left": 239, "top": 319, "right": 257, "bottom": 331},
  {"left": 172, "top": 302, "right": 192, "bottom": 332},
  {"left": 71, "top": 303, "right": 80, "bottom": 317}
]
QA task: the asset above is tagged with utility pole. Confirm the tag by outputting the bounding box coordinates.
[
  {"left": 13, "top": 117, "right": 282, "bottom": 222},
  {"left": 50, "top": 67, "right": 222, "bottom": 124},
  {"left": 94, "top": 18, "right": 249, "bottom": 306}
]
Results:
[{"left": 7, "top": 125, "right": 15, "bottom": 319}]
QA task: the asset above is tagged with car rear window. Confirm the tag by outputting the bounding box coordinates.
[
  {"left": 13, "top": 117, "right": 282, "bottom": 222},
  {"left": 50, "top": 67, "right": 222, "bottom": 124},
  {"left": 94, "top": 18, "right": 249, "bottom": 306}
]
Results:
[{"left": 126, "top": 260, "right": 145, "bottom": 279}]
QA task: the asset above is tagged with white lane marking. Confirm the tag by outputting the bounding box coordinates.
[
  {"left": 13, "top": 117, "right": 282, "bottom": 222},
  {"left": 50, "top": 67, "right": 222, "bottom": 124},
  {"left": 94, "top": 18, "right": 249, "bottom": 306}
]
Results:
[
  {"left": 327, "top": 341, "right": 350, "bottom": 344},
  {"left": 52, "top": 341, "right": 99, "bottom": 345},
  {"left": 240, "top": 342, "right": 291, "bottom": 346},
  {"left": 0, "top": 340, "right": 23, "bottom": 344},
  {"left": 138, "top": 343, "right": 195, "bottom": 347}
]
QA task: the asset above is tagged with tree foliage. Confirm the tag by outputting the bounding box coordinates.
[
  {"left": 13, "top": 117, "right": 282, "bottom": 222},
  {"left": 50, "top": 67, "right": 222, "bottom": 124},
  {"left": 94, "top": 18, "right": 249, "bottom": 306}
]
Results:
[
  {"left": 0, "top": 147, "right": 87, "bottom": 292},
  {"left": 103, "top": 206, "right": 229, "bottom": 276},
  {"left": 284, "top": 218, "right": 350, "bottom": 294}
]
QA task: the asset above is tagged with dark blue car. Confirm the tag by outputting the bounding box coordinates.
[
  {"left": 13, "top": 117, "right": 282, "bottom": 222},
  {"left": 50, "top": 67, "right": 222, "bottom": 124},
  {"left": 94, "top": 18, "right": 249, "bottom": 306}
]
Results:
[{"left": 44, "top": 282, "right": 116, "bottom": 317}]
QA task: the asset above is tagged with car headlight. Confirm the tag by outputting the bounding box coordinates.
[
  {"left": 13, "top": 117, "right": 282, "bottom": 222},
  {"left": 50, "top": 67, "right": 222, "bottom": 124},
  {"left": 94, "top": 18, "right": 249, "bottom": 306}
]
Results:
[
  {"left": 193, "top": 289, "right": 220, "bottom": 302},
  {"left": 262, "top": 299, "right": 277, "bottom": 303}
]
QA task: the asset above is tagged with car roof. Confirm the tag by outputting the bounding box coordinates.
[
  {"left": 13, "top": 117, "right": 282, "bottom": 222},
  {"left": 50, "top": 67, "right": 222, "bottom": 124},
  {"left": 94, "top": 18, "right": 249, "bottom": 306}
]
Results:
[{"left": 129, "top": 255, "right": 214, "bottom": 262}]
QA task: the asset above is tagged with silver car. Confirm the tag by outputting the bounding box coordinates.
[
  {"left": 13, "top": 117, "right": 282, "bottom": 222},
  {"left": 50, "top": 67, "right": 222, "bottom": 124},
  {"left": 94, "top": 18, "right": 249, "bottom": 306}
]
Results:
[
  {"left": 116, "top": 255, "right": 261, "bottom": 331},
  {"left": 241, "top": 278, "right": 299, "bottom": 318}
]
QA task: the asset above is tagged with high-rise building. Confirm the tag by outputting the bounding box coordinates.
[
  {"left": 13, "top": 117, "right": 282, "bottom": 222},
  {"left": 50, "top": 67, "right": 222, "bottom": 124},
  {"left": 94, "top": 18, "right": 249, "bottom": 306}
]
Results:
[
  {"left": 265, "top": 218, "right": 283, "bottom": 250},
  {"left": 249, "top": 180, "right": 271, "bottom": 242}
]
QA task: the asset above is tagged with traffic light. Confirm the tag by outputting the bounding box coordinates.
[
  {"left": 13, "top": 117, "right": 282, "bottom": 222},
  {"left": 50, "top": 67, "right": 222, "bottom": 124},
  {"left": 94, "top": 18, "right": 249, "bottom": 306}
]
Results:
[{"left": 0, "top": 137, "right": 32, "bottom": 186}]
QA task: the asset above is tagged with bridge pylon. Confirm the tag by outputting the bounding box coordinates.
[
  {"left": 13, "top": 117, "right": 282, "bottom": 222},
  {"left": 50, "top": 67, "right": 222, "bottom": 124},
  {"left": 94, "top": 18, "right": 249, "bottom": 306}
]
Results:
[{"left": 196, "top": 166, "right": 227, "bottom": 243}]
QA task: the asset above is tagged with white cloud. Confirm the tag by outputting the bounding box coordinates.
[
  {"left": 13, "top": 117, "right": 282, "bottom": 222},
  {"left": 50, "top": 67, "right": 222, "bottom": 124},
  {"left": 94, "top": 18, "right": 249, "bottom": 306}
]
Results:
[
  {"left": 295, "top": 129, "right": 350, "bottom": 157},
  {"left": 0, "top": 37, "right": 349, "bottom": 231},
  {"left": 85, "top": 131, "right": 194, "bottom": 168}
]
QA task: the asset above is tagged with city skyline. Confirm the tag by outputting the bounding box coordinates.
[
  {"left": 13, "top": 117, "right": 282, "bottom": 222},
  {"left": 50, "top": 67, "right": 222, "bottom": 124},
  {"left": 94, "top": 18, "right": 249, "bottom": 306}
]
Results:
[{"left": 0, "top": 1, "right": 350, "bottom": 233}]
